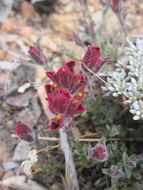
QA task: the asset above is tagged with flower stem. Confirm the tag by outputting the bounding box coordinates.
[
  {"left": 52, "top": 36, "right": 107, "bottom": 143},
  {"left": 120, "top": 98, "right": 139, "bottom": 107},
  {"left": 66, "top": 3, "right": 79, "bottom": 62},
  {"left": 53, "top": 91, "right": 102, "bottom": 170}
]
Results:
[
  {"left": 82, "top": 62, "right": 112, "bottom": 87},
  {"left": 117, "top": 13, "right": 128, "bottom": 36},
  {"left": 59, "top": 128, "right": 79, "bottom": 190}
]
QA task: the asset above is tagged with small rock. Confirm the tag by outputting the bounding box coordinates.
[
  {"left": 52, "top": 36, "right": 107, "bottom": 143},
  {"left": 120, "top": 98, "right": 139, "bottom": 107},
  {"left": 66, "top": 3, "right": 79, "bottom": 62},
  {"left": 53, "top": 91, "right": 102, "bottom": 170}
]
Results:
[
  {"left": 56, "top": 3, "right": 74, "bottom": 14},
  {"left": 20, "top": 1, "right": 37, "bottom": 19},
  {"left": 19, "top": 26, "right": 35, "bottom": 40},
  {"left": 6, "top": 90, "right": 33, "bottom": 108},
  {"left": 3, "top": 64, "right": 35, "bottom": 96},
  {"left": 0, "top": 129, "right": 14, "bottom": 162},
  {"left": 2, "top": 170, "right": 14, "bottom": 179},
  {"left": 41, "top": 35, "right": 59, "bottom": 52},
  {"left": 0, "top": 50, "right": 7, "bottom": 60},
  {"left": 140, "top": 3, "right": 143, "bottom": 10},
  {"left": 50, "top": 183, "right": 63, "bottom": 190},
  {"left": 15, "top": 64, "right": 35, "bottom": 83},
  {"left": 0, "top": 34, "right": 18, "bottom": 43},
  {"left": 27, "top": 178, "right": 47, "bottom": 190},
  {"left": 0, "top": 175, "right": 26, "bottom": 188},
  {"left": 48, "top": 14, "right": 77, "bottom": 39},
  {"left": 0, "top": 73, "right": 10, "bottom": 84},
  {"left": 0, "top": 61, "right": 19, "bottom": 71},
  {"left": 1, "top": 18, "right": 17, "bottom": 33},
  {"left": 0, "top": 165, "right": 4, "bottom": 178},
  {"left": 0, "top": 175, "right": 47, "bottom": 190},
  {"left": 32, "top": 96, "right": 42, "bottom": 118},
  {"left": 58, "top": 0, "right": 70, "bottom": 5},
  {"left": 6, "top": 120, "right": 14, "bottom": 130},
  {"left": 0, "top": 73, "right": 11, "bottom": 97},
  {"left": 0, "top": 109, "right": 6, "bottom": 121},
  {"left": 15, "top": 107, "right": 39, "bottom": 127},
  {"left": 1, "top": 170, "right": 14, "bottom": 190},
  {"left": 3, "top": 161, "right": 19, "bottom": 171},
  {"left": 13, "top": 140, "right": 31, "bottom": 161}
]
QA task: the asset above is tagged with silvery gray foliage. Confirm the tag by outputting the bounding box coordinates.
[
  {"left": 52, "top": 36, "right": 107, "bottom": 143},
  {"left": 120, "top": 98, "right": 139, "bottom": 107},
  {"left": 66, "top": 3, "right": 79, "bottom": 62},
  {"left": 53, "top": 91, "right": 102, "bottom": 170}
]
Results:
[{"left": 103, "top": 39, "right": 143, "bottom": 120}]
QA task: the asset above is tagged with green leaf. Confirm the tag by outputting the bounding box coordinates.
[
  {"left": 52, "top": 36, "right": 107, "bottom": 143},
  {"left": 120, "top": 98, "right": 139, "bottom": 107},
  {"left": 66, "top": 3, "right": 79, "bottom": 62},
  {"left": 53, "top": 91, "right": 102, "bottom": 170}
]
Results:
[
  {"left": 123, "top": 152, "right": 129, "bottom": 162},
  {"left": 124, "top": 166, "right": 132, "bottom": 179},
  {"left": 106, "top": 124, "right": 121, "bottom": 137},
  {"left": 132, "top": 171, "right": 142, "bottom": 180},
  {"left": 102, "top": 168, "right": 109, "bottom": 175}
]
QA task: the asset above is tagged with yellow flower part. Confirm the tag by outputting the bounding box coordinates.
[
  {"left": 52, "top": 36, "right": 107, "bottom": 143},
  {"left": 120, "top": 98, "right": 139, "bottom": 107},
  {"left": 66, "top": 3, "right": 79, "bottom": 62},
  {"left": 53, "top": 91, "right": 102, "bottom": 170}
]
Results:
[
  {"left": 55, "top": 114, "right": 62, "bottom": 120},
  {"left": 53, "top": 84, "right": 57, "bottom": 88},
  {"left": 78, "top": 92, "right": 83, "bottom": 97}
]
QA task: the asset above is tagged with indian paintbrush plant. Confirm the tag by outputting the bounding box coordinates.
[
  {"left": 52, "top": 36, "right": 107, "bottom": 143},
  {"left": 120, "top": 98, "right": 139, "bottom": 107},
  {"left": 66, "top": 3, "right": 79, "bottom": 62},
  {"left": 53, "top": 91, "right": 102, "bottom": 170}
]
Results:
[
  {"left": 14, "top": 41, "right": 143, "bottom": 189},
  {"left": 14, "top": 44, "right": 111, "bottom": 190},
  {"left": 12, "top": 0, "right": 143, "bottom": 189}
]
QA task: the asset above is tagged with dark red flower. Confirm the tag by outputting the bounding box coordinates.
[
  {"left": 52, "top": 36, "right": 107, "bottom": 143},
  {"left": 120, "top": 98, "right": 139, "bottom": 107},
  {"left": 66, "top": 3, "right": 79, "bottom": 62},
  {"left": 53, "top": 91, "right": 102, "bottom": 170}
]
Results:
[
  {"left": 72, "top": 72, "right": 87, "bottom": 94},
  {"left": 45, "top": 61, "right": 87, "bottom": 131},
  {"left": 45, "top": 87, "right": 85, "bottom": 131},
  {"left": 88, "top": 143, "right": 108, "bottom": 162},
  {"left": 28, "top": 46, "right": 48, "bottom": 65},
  {"left": 45, "top": 84, "right": 58, "bottom": 95},
  {"left": 82, "top": 46, "right": 113, "bottom": 74},
  {"left": 110, "top": 0, "right": 121, "bottom": 12},
  {"left": 47, "top": 88, "right": 85, "bottom": 118},
  {"left": 46, "top": 61, "right": 87, "bottom": 94},
  {"left": 14, "top": 121, "right": 33, "bottom": 142},
  {"left": 50, "top": 115, "right": 64, "bottom": 131}
]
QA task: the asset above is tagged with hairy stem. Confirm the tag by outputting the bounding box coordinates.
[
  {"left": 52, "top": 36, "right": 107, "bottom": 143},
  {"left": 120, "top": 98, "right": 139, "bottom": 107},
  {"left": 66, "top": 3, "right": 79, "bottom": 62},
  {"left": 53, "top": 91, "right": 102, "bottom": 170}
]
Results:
[
  {"left": 82, "top": 62, "right": 112, "bottom": 87},
  {"left": 59, "top": 128, "right": 79, "bottom": 190},
  {"left": 117, "top": 14, "right": 128, "bottom": 36}
]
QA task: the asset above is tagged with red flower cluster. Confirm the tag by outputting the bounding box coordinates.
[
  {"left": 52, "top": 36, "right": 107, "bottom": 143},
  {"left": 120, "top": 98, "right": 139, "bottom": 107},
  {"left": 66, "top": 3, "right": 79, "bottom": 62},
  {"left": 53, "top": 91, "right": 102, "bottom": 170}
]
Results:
[
  {"left": 14, "top": 121, "right": 33, "bottom": 142},
  {"left": 45, "top": 61, "right": 87, "bottom": 131},
  {"left": 28, "top": 46, "right": 48, "bottom": 65},
  {"left": 28, "top": 45, "right": 112, "bottom": 131},
  {"left": 82, "top": 46, "right": 113, "bottom": 75},
  {"left": 46, "top": 61, "right": 86, "bottom": 94}
]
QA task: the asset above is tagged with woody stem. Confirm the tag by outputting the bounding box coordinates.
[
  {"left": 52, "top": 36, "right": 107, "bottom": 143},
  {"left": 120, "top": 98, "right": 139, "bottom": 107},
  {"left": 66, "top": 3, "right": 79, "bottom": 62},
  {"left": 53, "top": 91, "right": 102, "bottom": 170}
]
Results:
[
  {"left": 37, "top": 145, "right": 60, "bottom": 154},
  {"left": 59, "top": 128, "right": 79, "bottom": 190}
]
